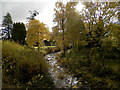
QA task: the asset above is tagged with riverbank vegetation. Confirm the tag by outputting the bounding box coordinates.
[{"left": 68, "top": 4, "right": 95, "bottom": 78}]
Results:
[
  {"left": 2, "top": 41, "right": 54, "bottom": 88},
  {"left": 57, "top": 46, "right": 120, "bottom": 88},
  {"left": 53, "top": 1, "right": 120, "bottom": 88}
]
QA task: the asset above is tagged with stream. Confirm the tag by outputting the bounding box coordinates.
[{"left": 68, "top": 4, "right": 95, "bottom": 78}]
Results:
[{"left": 45, "top": 52, "right": 90, "bottom": 88}]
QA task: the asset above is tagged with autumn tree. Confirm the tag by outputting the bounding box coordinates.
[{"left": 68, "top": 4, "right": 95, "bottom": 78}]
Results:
[
  {"left": 92, "top": 16, "right": 104, "bottom": 47},
  {"left": 26, "top": 19, "right": 50, "bottom": 50},
  {"left": 53, "top": 2, "right": 66, "bottom": 53},
  {"left": 82, "top": 2, "right": 118, "bottom": 47},
  {"left": 2, "top": 12, "right": 13, "bottom": 39},
  {"left": 65, "top": 2, "right": 86, "bottom": 51},
  {"left": 11, "top": 22, "right": 26, "bottom": 44},
  {"left": 80, "top": 1, "right": 119, "bottom": 67},
  {"left": 53, "top": 2, "right": 86, "bottom": 52}
]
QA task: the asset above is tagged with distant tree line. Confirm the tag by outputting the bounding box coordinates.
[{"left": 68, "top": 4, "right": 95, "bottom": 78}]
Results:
[{"left": 2, "top": 10, "right": 50, "bottom": 46}]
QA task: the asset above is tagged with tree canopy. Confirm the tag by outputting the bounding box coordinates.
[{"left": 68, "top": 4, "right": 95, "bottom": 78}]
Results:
[
  {"left": 11, "top": 22, "right": 26, "bottom": 44},
  {"left": 26, "top": 19, "right": 50, "bottom": 47}
]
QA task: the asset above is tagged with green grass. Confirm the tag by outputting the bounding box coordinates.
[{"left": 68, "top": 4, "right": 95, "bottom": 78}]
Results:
[
  {"left": 34, "top": 46, "right": 60, "bottom": 54},
  {"left": 2, "top": 40, "right": 54, "bottom": 88}
]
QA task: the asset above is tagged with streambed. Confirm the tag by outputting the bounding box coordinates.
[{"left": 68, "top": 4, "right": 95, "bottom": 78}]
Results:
[{"left": 45, "top": 53, "right": 88, "bottom": 88}]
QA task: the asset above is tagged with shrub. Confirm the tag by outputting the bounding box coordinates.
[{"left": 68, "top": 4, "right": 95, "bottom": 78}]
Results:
[{"left": 56, "top": 47, "right": 120, "bottom": 88}]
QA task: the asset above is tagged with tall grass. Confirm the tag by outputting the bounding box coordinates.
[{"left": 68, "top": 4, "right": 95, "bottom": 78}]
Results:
[{"left": 2, "top": 41, "right": 54, "bottom": 88}]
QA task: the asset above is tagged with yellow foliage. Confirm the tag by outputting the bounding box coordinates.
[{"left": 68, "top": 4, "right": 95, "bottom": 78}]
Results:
[{"left": 26, "top": 19, "right": 50, "bottom": 47}]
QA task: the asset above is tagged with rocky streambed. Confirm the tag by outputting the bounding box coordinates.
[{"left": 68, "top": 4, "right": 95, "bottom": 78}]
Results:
[{"left": 45, "top": 53, "right": 89, "bottom": 88}]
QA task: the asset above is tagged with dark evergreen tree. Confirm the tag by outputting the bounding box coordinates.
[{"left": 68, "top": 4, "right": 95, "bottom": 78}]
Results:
[
  {"left": 11, "top": 22, "right": 26, "bottom": 44},
  {"left": 2, "top": 12, "right": 13, "bottom": 39}
]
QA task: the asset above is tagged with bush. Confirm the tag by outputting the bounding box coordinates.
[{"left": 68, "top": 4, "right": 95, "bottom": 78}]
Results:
[
  {"left": 99, "top": 46, "right": 120, "bottom": 59},
  {"left": 91, "top": 65, "right": 113, "bottom": 77},
  {"left": 57, "top": 47, "right": 120, "bottom": 88},
  {"left": 112, "top": 70, "right": 120, "bottom": 81},
  {"left": 2, "top": 41, "right": 54, "bottom": 88}
]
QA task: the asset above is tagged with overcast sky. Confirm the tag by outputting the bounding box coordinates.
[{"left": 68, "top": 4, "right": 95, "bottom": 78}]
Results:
[
  {"left": 1, "top": 0, "right": 118, "bottom": 31},
  {"left": 0, "top": 0, "right": 58, "bottom": 31},
  {"left": 0, "top": 0, "right": 74, "bottom": 31}
]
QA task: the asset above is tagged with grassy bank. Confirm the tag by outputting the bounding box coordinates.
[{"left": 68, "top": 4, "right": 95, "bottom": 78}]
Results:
[
  {"left": 2, "top": 41, "right": 54, "bottom": 88},
  {"left": 57, "top": 46, "right": 120, "bottom": 88},
  {"left": 34, "top": 46, "right": 60, "bottom": 55}
]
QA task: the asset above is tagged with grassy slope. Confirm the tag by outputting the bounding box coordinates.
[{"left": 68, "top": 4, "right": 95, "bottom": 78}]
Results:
[{"left": 2, "top": 41, "right": 54, "bottom": 88}]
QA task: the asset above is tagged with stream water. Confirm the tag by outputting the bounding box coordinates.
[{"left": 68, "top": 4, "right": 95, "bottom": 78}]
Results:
[{"left": 45, "top": 52, "right": 89, "bottom": 88}]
